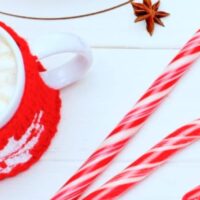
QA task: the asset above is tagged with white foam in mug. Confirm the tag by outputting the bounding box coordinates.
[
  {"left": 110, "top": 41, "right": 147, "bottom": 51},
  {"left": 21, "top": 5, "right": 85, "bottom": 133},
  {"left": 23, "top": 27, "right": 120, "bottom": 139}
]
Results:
[
  {"left": 0, "top": 27, "right": 92, "bottom": 129},
  {"left": 0, "top": 35, "right": 21, "bottom": 115},
  {"left": 0, "top": 36, "right": 16, "bottom": 111},
  {"left": 0, "top": 28, "right": 25, "bottom": 127}
]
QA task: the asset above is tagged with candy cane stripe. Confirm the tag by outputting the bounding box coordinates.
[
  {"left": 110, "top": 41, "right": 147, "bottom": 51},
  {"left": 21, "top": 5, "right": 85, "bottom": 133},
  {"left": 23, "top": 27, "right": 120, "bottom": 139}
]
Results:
[
  {"left": 52, "top": 30, "right": 200, "bottom": 200},
  {"left": 182, "top": 186, "right": 200, "bottom": 200},
  {"left": 82, "top": 120, "right": 200, "bottom": 200}
]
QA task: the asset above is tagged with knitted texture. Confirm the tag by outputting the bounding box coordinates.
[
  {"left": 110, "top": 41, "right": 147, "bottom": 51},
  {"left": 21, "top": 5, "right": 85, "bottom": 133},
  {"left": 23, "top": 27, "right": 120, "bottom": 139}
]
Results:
[{"left": 0, "top": 22, "right": 61, "bottom": 180}]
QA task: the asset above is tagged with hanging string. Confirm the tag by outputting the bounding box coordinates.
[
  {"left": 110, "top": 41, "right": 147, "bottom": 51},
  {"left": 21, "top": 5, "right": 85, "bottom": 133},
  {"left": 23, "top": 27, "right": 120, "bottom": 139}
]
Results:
[{"left": 0, "top": 1, "right": 133, "bottom": 21}]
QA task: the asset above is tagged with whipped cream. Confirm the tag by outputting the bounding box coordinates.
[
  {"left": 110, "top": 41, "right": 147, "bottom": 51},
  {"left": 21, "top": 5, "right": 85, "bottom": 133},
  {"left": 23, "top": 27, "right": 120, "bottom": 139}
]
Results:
[{"left": 0, "top": 35, "right": 17, "bottom": 117}]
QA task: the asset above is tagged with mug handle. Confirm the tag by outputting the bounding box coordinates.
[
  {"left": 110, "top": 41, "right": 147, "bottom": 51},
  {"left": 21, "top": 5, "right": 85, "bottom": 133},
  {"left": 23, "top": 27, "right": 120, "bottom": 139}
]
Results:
[{"left": 28, "top": 33, "right": 92, "bottom": 90}]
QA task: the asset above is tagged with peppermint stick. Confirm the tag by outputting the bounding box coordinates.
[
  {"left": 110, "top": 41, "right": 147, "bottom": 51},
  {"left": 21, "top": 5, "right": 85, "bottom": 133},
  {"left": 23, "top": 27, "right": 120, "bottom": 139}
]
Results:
[
  {"left": 83, "top": 120, "right": 200, "bottom": 199},
  {"left": 52, "top": 30, "right": 200, "bottom": 200},
  {"left": 182, "top": 185, "right": 200, "bottom": 200}
]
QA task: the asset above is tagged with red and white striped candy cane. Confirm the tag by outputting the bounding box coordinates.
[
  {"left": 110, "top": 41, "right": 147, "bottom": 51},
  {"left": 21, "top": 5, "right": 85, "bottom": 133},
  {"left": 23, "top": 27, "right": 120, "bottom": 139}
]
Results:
[
  {"left": 82, "top": 119, "right": 200, "bottom": 200},
  {"left": 52, "top": 30, "right": 200, "bottom": 200},
  {"left": 182, "top": 185, "right": 200, "bottom": 200}
]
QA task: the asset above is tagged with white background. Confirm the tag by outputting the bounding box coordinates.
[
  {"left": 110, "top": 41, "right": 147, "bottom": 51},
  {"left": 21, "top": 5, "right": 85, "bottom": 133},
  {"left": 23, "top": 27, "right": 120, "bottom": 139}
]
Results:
[{"left": 0, "top": 0, "right": 200, "bottom": 199}]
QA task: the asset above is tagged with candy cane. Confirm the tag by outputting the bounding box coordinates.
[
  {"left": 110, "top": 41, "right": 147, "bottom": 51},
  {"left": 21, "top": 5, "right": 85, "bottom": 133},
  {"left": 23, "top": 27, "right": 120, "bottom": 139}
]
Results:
[
  {"left": 52, "top": 30, "right": 200, "bottom": 200},
  {"left": 182, "top": 185, "right": 200, "bottom": 200},
  {"left": 82, "top": 119, "right": 200, "bottom": 200}
]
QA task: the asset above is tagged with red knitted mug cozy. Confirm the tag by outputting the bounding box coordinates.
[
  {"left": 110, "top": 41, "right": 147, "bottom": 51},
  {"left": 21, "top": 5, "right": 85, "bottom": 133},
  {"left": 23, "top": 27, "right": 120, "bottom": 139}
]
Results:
[
  {"left": 0, "top": 22, "right": 61, "bottom": 180},
  {"left": 0, "top": 20, "right": 92, "bottom": 180}
]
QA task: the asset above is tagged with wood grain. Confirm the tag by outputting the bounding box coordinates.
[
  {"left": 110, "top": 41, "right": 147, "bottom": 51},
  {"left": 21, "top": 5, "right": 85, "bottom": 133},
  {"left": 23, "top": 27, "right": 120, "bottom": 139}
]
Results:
[{"left": 0, "top": 1, "right": 200, "bottom": 199}]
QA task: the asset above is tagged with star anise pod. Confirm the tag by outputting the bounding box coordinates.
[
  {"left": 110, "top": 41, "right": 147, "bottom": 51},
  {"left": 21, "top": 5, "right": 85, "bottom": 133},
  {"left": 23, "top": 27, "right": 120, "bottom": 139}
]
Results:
[{"left": 132, "top": 0, "right": 170, "bottom": 35}]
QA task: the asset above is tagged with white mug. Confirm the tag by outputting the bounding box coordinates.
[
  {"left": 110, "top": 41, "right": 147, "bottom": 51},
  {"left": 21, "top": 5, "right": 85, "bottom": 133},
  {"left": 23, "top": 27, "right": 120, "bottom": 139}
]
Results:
[{"left": 0, "top": 27, "right": 92, "bottom": 129}]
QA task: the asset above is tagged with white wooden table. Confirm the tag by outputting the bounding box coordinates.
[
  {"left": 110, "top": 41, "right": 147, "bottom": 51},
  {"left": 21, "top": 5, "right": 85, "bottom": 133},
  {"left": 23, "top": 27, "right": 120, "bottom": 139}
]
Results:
[{"left": 0, "top": 1, "right": 200, "bottom": 199}]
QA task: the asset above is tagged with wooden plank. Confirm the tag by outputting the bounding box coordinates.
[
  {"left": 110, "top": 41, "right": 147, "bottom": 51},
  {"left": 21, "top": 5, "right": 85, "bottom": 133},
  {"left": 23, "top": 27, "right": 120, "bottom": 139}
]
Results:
[
  {"left": 44, "top": 48, "right": 200, "bottom": 162},
  {"left": 0, "top": 161, "right": 199, "bottom": 200},
  {"left": 0, "top": 0, "right": 125, "bottom": 16},
  {"left": 0, "top": 48, "right": 199, "bottom": 200},
  {"left": 0, "top": 0, "right": 199, "bottom": 48}
]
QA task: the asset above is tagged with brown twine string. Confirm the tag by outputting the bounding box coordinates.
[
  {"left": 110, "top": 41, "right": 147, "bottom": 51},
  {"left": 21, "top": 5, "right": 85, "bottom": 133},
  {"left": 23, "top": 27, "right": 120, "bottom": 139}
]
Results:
[{"left": 0, "top": 1, "right": 133, "bottom": 21}]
